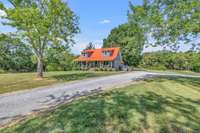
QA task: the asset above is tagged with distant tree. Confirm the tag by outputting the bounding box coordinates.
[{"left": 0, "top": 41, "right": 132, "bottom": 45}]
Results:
[
  {"left": 0, "top": 0, "right": 79, "bottom": 78},
  {"left": 46, "top": 45, "right": 75, "bottom": 71},
  {"left": 140, "top": 51, "right": 200, "bottom": 72},
  {"left": 103, "top": 23, "right": 145, "bottom": 66},
  {"left": 128, "top": 0, "right": 200, "bottom": 50},
  {"left": 0, "top": 34, "right": 35, "bottom": 72},
  {"left": 84, "top": 42, "right": 95, "bottom": 50}
]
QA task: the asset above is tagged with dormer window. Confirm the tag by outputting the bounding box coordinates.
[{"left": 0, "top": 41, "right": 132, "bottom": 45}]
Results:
[
  {"left": 82, "top": 52, "right": 92, "bottom": 58},
  {"left": 82, "top": 52, "right": 88, "bottom": 57},
  {"left": 102, "top": 50, "right": 112, "bottom": 57}
]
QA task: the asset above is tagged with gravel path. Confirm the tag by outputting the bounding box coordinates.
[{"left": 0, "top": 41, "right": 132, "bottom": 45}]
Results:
[{"left": 0, "top": 71, "right": 199, "bottom": 125}]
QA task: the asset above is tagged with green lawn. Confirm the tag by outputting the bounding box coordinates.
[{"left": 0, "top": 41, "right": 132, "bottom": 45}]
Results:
[
  {"left": 1, "top": 77, "right": 200, "bottom": 133},
  {"left": 0, "top": 71, "right": 118, "bottom": 94},
  {"left": 145, "top": 69, "right": 200, "bottom": 76}
]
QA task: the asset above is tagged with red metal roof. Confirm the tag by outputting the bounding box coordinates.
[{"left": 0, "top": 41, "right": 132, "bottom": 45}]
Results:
[{"left": 75, "top": 47, "right": 120, "bottom": 61}]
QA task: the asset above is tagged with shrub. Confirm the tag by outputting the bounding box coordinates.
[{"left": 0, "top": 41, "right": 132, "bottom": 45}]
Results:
[
  {"left": 192, "top": 65, "right": 200, "bottom": 73},
  {"left": 47, "top": 64, "right": 58, "bottom": 71},
  {"left": 100, "top": 68, "right": 104, "bottom": 71},
  {"left": 94, "top": 68, "right": 99, "bottom": 71},
  {"left": 104, "top": 68, "right": 108, "bottom": 71},
  {"left": 0, "top": 69, "right": 5, "bottom": 73},
  {"left": 108, "top": 68, "right": 113, "bottom": 71}
]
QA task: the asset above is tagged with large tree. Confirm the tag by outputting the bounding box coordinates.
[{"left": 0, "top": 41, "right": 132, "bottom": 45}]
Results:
[
  {"left": 0, "top": 0, "right": 79, "bottom": 78},
  {"left": 103, "top": 23, "right": 145, "bottom": 66},
  {"left": 128, "top": 0, "right": 200, "bottom": 50}
]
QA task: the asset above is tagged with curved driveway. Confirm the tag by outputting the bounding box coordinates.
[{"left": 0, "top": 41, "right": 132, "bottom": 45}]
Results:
[{"left": 0, "top": 71, "right": 199, "bottom": 125}]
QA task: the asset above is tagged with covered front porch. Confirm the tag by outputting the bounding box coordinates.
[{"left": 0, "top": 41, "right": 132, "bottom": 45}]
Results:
[{"left": 77, "top": 61, "right": 114, "bottom": 68}]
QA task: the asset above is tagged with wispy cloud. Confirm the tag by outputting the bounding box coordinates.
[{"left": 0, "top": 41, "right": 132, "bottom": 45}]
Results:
[{"left": 99, "top": 19, "right": 111, "bottom": 24}]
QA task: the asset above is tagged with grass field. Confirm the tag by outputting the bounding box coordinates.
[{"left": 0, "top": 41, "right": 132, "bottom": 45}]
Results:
[
  {"left": 0, "top": 71, "right": 118, "bottom": 94},
  {"left": 1, "top": 77, "right": 200, "bottom": 133},
  {"left": 145, "top": 69, "right": 200, "bottom": 76}
]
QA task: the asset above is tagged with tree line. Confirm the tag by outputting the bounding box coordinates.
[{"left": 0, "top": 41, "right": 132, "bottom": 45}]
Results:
[
  {"left": 103, "top": 0, "right": 199, "bottom": 70},
  {"left": 0, "top": 0, "right": 79, "bottom": 77},
  {"left": 0, "top": 0, "right": 199, "bottom": 75},
  {"left": 0, "top": 34, "right": 76, "bottom": 73},
  {"left": 0, "top": 34, "right": 35, "bottom": 72},
  {"left": 140, "top": 51, "right": 200, "bottom": 72}
]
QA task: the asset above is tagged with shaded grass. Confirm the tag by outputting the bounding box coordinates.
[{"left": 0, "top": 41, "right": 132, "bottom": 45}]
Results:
[
  {"left": 0, "top": 71, "right": 118, "bottom": 94},
  {"left": 1, "top": 77, "right": 200, "bottom": 133}
]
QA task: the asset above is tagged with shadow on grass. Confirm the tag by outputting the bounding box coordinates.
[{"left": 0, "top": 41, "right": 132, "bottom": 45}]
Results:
[
  {"left": 51, "top": 72, "right": 98, "bottom": 82},
  {"left": 4, "top": 88, "right": 200, "bottom": 133}
]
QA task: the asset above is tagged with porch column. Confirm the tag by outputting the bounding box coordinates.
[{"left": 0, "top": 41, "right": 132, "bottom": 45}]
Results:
[
  {"left": 80, "top": 61, "right": 83, "bottom": 68},
  {"left": 86, "top": 61, "right": 88, "bottom": 68},
  {"left": 100, "top": 61, "right": 102, "bottom": 68}
]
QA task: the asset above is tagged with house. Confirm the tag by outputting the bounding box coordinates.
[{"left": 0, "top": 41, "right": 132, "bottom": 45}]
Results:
[{"left": 75, "top": 47, "right": 123, "bottom": 69}]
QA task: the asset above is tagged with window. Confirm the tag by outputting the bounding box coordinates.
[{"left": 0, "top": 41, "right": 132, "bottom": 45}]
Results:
[
  {"left": 82, "top": 52, "right": 92, "bottom": 58},
  {"left": 82, "top": 52, "right": 89, "bottom": 57},
  {"left": 102, "top": 50, "right": 111, "bottom": 57}
]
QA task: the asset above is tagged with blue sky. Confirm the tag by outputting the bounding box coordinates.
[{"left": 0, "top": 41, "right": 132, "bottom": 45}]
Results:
[
  {"left": 0, "top": 0, "right": 197, "bottom": 54},
  {"left": 0, "top": 0, "right": 143, "bottom": 54},
  {"left": 67, "top": 0, "right": 143, "bottom": 54}
]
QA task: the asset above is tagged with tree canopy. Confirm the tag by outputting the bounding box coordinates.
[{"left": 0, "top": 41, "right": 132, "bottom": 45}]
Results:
[
  {"left": 45, "top": 45, "right": 75, "bottom": 71},
  {"left": 128, "top": 0, "right": 200, "bottom": 50},
  {"left": 140, "top": 51, "right": 200, "bottom": 72},
  {"left": 0, "top": 34, "right": 35, "bottom": 72},
  {"left": 84, "top": 42, "right": 95, "bottom": 50},
  {"left": 0, "top": 0, "right": 79, "bottom": 77},
  {"left": 103, "top": 23, "right": 145, "bottom": 66}
]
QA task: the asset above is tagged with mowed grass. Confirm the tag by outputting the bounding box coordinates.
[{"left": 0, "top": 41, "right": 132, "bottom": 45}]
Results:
[
  {"left": 1, "top": 77, "right": 200, "bottom": 133},
  {"left": 0, "top": 71, "right": 118, "bottom": 94},
  {"left": 146, "top": 69, "right": 200, "bottom": 76}
]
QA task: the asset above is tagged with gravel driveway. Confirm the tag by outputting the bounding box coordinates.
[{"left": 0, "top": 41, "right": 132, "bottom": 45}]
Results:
[{"left": 0, "top": 71, "right": 199, "bottom": 125}]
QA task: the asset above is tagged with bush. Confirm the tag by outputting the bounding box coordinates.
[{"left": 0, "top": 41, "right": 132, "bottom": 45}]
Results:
[
  {"left": 192, "top": 65, "right": 200, "bottom": 73},
  {"left": 47, "top": 64, "right": 58, "bottom": 71},
  {"left": 104, "top": 68, "right": 108, "bottom": 71},
  {"left": 108, "top": 68, "right": 113, "bottom": 71},
  {"left": 0, "top": 69, "right": 5, "bottom": 73},
  {"left": 94, "top": 68, "right": 99, "bottom": 71},
  {"left": 72, "top": 66, "right": 81, "bottom": 71},
  {"left": 100, "top": 68, "right": 104, "bottom": 71}
]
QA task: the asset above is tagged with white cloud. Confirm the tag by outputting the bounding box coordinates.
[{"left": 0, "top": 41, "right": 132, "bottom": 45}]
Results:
[
  {"left": 0, "top": 10, "right": 6, "bottom": 17},
  {"left": 99, "top": 19, "right": 111, "bottom": 24},
  {"left": 71, "top": 41, "right": 87, "bottom": 55},
  {"left": 93, "top": 40, "right": 103, "bottom": 48}
]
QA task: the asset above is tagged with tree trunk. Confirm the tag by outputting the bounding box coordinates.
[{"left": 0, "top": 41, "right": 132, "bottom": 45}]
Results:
[{"left": 37, "top": 57, "right": 43, "bottom": 78}]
